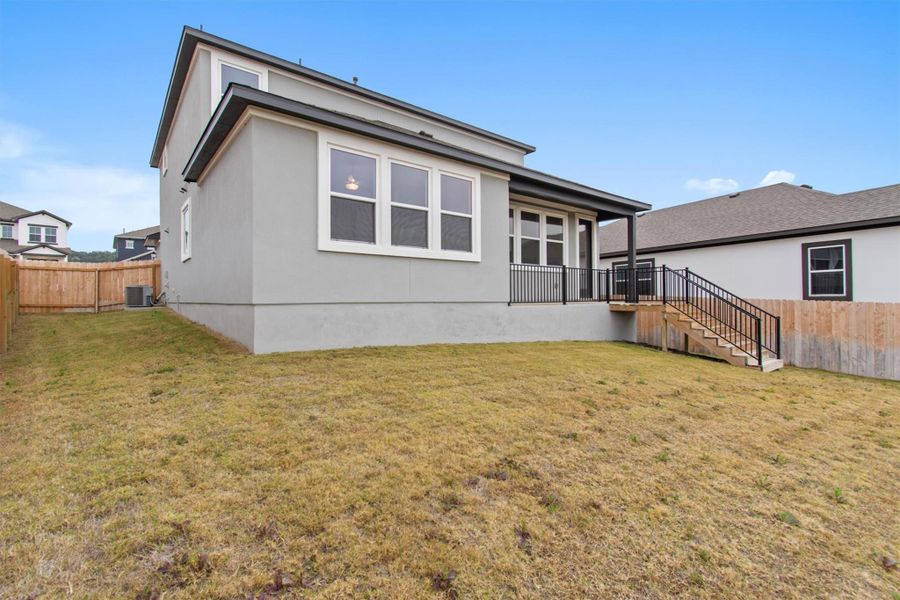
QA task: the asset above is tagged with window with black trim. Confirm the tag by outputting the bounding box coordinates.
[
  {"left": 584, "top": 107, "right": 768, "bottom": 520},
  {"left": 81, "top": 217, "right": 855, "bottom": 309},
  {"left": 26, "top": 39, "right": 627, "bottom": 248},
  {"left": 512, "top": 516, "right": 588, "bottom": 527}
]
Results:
[
  {"left": 612, "top": 258, "right": 655, "bottom": 296},
  {"left": 802, "top": 239, "right": 852, "bottom": 300}
]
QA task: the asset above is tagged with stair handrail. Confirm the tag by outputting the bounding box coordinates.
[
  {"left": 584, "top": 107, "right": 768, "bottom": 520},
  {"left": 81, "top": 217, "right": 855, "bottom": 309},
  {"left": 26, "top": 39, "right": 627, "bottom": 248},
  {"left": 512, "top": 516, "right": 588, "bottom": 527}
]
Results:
[
  {"left": 662, "top": 266, "right": 764, "bottom": 367},
  {"left": 681, "top": 269, "right": 781, "bottom": 358}
]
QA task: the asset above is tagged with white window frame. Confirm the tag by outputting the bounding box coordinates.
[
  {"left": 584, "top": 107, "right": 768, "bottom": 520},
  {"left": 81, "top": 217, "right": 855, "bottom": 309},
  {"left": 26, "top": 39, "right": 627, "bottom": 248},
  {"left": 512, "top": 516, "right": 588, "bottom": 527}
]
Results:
[
  {"left": 317, "top": 130, "right": 482, "bottom": 262},
  {"left": 508, "top": 204, "right": 568, "bottom": 266},
  {"left": 807, "top": 244, "right": 846, "bottom": 298},
  {"left": 43, "top": 226, "right": 57, "bottom": 245},
  {"left": 125, "top": 239, "right": 135, "bottom": 250},
  {"left": 0, "top": 223, "right": 12, "bottom": 239},
  {"left": 388, "top": 158, "right": 431, "bottom": 249},
  {"left": 210, "top": 50, "right": 268, "bottom": 113},
  {"left": 28, "top": 225, "right": 41, "bottom": 244},
  {"left": 180, "top": 197, "right": 192, "bottom": 262},
  {"left": 161, "top": 146, "right": 168, "bottom": 177},
  {"left": 328, "top": 145, "right": 380, "bottom": 245}
]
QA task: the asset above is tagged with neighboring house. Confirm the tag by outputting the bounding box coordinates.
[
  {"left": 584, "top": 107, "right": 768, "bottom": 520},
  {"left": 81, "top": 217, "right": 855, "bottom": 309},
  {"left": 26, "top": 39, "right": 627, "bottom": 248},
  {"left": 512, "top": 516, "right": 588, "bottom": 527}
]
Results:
[
  {"left": 597, "top": 183, "right": 900, "bottom": 302},
  {"left": 149, "top": 27, "right": 651, "bottom": 353},
  {"left": 113, "top": 226, "right": 160, "bottom": 261},
  {"left": 0, "top": 200, "right": 72, "bottom": 262}
]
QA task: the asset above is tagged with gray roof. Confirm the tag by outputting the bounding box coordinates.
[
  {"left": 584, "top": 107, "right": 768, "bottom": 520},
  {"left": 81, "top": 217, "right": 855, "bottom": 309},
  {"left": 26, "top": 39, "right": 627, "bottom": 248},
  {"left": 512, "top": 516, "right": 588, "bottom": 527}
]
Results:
[
  {"left": 0, "top": 201, "right": 29, "bottom": 221},
  {"left": 151, "top": 27, "right": 535, "bottom": 167},
  {"left": 115, "top": 225, "right": 160, "bottom": 240},
  {"left": 0, "top": 240, "right": 71, "bottom": 255},
  {"left": 185, "top": 85, "right": 650, "bottom": 217},
  {"left": 598, "top": 183, "right": 900, "bottom": 256}
]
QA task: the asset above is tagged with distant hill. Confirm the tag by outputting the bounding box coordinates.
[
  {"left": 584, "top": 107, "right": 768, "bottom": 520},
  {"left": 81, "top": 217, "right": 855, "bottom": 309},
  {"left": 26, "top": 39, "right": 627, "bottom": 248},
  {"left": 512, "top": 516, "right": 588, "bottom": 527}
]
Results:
[{"left": 69, "top": 250, "right": 117, "bottom": 263}]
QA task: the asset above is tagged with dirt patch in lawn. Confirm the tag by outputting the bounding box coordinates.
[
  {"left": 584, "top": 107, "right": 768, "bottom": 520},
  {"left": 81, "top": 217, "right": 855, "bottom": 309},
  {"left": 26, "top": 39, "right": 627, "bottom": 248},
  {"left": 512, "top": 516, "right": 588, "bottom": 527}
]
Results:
[{"left": 1, "top": 310, "right": 897, "bottom": 598}]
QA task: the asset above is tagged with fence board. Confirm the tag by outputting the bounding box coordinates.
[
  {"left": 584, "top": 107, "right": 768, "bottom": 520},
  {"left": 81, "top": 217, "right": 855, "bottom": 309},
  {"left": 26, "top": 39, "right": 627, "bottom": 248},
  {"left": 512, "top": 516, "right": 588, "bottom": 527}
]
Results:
[
  {"left": 0, "top": 255, "right": 19, "bottom": 352},
  {"left": 18, "top": 260, "right": 159, "bottom": 314},
  {"left": 636, "top": 298, "right": 900, "bottom": 381}
]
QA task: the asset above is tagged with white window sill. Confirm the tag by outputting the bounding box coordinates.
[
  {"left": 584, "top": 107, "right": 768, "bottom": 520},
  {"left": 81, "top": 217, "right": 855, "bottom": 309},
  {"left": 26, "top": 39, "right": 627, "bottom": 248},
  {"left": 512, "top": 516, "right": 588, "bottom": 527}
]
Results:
[{"left": 319, "top": 239, "right": 480, "bottom": 262}]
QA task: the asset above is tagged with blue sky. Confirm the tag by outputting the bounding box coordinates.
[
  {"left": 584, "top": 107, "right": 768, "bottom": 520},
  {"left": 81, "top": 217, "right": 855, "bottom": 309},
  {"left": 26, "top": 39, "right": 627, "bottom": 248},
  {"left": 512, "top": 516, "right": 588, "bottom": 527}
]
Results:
[{"left": 1, "top": 0, "right": 898, "bottom": 250}]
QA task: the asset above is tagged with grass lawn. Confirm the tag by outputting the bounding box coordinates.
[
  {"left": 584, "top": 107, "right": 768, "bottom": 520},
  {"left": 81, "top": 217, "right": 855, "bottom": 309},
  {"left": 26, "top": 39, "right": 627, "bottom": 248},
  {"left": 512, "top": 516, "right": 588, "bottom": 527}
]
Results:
[{"left": 1, "top": 310, "right": 898, "bottom": 599}]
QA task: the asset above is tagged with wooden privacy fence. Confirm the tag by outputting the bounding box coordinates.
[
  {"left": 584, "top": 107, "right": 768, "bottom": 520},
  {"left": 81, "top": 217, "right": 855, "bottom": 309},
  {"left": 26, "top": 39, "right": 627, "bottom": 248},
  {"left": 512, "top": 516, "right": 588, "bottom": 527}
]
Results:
[
  {"left": 18, "top": 260, "right": 161, "bottom": 314},
  {"left": 0, "top": 254, "right": 18, "bottom": 352},
  {"left": 637, "top": 298, "right": 900, "bottom": 380}
]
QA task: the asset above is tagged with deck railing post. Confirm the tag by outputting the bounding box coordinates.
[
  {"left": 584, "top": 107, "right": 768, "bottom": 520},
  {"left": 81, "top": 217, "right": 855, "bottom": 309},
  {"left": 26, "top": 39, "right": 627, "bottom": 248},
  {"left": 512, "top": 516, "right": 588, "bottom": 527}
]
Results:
[
  {"left": 605, "top": 269, "right": 611, "bottom": 303},
  {"left": 661, "top": 265, "right": 667, "bottom": 305},
  {"left": 561, "top": 266, "right": 567, "bottom": 305},
  {"left": 756, "top": 316, "right": 763, "bottom": 369},
  {"left": 775, "top": 315, "right": 781, "bottom": 359}
]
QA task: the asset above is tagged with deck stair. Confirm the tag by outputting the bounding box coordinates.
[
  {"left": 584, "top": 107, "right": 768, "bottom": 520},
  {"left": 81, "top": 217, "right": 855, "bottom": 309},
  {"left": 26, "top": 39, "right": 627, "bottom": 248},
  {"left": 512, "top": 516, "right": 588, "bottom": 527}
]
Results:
[{"left": 607, "top": 266, "right": 783, "bottom": 372}]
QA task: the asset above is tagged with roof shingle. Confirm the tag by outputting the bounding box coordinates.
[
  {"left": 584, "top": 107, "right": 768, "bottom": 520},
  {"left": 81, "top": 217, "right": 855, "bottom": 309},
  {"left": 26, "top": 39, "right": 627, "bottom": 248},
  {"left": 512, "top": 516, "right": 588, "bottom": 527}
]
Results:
[{"left": 598, "top": 183, "right": 900, "bottom": 256}]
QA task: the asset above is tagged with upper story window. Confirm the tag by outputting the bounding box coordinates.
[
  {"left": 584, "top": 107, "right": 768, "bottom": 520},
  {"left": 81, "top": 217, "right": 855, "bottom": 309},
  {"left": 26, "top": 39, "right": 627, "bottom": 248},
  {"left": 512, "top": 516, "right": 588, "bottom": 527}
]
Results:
[
  {"left": 319, "top": 132, "right": 481, "bottom": 262},
  {"left": 44, "top": 226, "right": 57, "bottom": 244},
  {"left": 125, "top": 239, "right": 135, "bottom": 250},
  {"left": 0, "top": 223, "right": 12, "bottom": 239},
  {"left": 28, "top": 225, "right": 41, "bottom": 243},
  {"left": 210, "top": 51, "right": 267, "bottom": 113},
  {"left": 803, "top": 239, "right": 851, "bottom": 301},
  {"left": 161, "top": 146, "right": 168, "bottom": 177},
  {"left": 509, "top": 205, "right": 566, "bottom": 266}
]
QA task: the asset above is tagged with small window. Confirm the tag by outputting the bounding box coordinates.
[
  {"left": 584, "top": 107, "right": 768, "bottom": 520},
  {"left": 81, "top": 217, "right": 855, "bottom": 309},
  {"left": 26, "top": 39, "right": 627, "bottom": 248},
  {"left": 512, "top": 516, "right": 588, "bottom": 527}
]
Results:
[
  {"left": 440, "top": 175, "right": 472, "bottom": 252},
  {"left": 330, "top": 148, "right": 377, "bottom": 243},
  {"left": 803, "top": 239, "right": 851, "bottom": 300},
  {"left": 508, "top": 209, "right": 514, "bottom": 263},
  {"left": 161, "top": 146, "right": 168, "bottom": 177},
  {"left": 0, "top": 224, "right": 12, "bottom": 239},
  {"left": 390, "top": 163, "right": 429, "bottom": 248},
  {"left": 545, "top": 216, "right": 564, "bottom": 266},
  {"left": 28, "top": 225, "right": 41, "bottom": 243},
  {"left": 221, "top": 63, "right": 260, "bottom": 94},
  {"left": 125, "top": 239, "right": 135, "bottom": 250},
  {"left": 181, "top": 198, "right": 192, "bottom": 261},
  {"left": 44, "top": 227, "right": 57, "bottom": 245}
]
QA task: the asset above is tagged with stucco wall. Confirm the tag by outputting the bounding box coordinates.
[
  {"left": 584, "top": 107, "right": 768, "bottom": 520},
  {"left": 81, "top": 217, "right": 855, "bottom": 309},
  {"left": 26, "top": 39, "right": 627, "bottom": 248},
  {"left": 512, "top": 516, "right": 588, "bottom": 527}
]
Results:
[{"left": 598, "top": 226, "right": 900, "bottom": 303}]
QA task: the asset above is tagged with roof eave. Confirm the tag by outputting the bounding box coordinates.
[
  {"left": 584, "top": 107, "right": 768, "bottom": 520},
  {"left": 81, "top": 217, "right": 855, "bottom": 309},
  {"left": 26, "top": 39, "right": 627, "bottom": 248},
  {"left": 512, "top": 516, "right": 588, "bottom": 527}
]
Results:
[{"left": 183, "top": 86, "right": 649, "bottom": 216}]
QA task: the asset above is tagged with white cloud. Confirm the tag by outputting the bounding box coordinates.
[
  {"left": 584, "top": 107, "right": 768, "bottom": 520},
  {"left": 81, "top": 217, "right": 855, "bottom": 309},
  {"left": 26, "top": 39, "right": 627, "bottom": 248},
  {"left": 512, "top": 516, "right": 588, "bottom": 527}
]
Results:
[
  {"left": 759, "top": 169, "right": 796, "bottom": 186},
  {"left": 0, "top": 121, "right": 37, "bottom": 160},
  {"left": 684, "top": 177, "right": 740, "bottom": 195},
  {"left": 4, "top": 162, "right": 157, "bottom": 236},
  {"left": 0, "top": 120, "right": 158, "bottom": 249}
]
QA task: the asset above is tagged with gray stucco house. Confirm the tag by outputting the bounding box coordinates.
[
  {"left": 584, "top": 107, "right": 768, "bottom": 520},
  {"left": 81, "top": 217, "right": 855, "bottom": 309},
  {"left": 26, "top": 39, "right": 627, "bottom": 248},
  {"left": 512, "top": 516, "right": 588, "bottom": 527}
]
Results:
[
  {"left": 113, "top": 225, "right": 160, "bottom": 262},
  {"left": 149, "top": 27, "right": 652, "bottom": 353}
]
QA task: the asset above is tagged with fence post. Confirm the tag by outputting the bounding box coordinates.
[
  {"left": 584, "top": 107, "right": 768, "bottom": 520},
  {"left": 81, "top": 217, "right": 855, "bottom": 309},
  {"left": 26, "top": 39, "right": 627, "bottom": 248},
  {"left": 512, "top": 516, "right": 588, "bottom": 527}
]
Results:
[
  {"left": 94, "top": 268, "right": 100, "bottom": 313},
  {"left": 561, "top": 266, "right": 567, "bottom": 305}
]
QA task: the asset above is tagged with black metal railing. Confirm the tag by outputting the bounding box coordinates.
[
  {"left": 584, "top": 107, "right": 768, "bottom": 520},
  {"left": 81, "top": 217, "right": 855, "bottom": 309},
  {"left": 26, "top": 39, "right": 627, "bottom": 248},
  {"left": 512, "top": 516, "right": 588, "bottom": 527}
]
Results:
[{"left": 509, "top": 263, "right": 781, "bottom": 366}]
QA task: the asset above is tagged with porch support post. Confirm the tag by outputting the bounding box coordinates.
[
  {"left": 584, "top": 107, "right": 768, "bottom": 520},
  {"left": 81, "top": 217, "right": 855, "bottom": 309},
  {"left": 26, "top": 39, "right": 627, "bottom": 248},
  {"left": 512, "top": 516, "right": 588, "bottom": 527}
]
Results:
[{"left": 626, "top": 213, "right": 637, "bottom": 303}]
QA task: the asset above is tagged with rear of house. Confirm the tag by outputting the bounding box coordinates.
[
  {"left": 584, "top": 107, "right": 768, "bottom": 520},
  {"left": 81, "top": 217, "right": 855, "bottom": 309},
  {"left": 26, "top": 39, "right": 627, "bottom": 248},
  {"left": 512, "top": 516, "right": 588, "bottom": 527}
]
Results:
[
  {"left": 113, "top": 226, "right": 160, "bottom": 261},
  {"left": 150, "top": 28, "right": 648, "bottom": 353}
]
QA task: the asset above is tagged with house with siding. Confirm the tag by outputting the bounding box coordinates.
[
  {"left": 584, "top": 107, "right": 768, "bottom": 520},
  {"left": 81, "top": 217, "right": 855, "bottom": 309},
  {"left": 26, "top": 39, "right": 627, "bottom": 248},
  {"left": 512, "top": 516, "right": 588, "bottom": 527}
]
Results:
[
  {"left": 113, "top": 226, "right": 160, "bottom": 261},
  {"left": 597, "top": 183, "right": 900, "bottom": 303},
  {"left": 148, "top": 27, "right": 782, "bottom": 371},
  {"left": 0, "top": 201, "right": 72, "bottom": 262}
]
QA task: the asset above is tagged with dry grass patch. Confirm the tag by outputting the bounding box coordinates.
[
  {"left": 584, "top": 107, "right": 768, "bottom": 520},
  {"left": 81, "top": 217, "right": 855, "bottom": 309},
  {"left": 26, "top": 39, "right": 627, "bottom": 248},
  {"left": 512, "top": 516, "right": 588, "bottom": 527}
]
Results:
[{"left": 0, "top": 310, "right": 898, "bottom": 598}]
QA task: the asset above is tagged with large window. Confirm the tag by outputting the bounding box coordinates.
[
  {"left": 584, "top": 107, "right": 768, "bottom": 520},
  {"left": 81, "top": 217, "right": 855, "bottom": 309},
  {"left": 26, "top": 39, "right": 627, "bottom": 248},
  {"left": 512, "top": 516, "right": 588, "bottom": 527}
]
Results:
[
  {"left": 43, "top": 227, "right": 57, "bottom": 244},
  {"left": 509, "top": 206, "right": 567, "bottom": 266},
  {"left": 329, "top": 148, "right": 377, "bottom": 244},
  {"left": 803, "top": 239, "right": 851, "bottom": 300},
  {"left": 391, "top": 163, "right": 429, "bottom": 248},
  {"left": 440, "top": 174, "right": 473, "bottom": 252},
  {"left": 181, "top": 198, "right": 192, "bottom": 262},
  {"left": 319, "top": 134, "right": 481, "bottom": 261},
  {"left": 1, "top": 223, "right": 13, "bottom": 239},
  {"left": 28, "top": 225, "right": 41, "bottom": 243}
]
